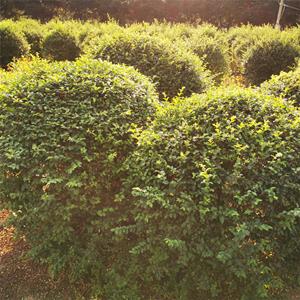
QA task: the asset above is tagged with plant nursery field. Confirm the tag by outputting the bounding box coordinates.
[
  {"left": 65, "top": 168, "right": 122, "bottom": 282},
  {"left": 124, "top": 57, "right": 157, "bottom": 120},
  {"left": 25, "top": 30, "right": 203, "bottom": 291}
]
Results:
[{"left": 0, "top": 18, "right": 300, "bottom": 299}]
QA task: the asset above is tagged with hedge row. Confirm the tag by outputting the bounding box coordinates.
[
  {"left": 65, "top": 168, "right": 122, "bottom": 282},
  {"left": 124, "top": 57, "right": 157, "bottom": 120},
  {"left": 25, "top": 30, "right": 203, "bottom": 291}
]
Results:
[
  {"left": 0, "top": 21, "right": 30, "bottom": 67},
  {"left": 1, "top": 19, "right": 299, "bottom": 87},
  {"left": 1, "top": 58, "right": 300, "bottom": 299},
  {"left": 228, "top": 25, "right": 300, "bottom": 85},
  {"left": 261, "top": 64, "right": 300, "bottom": 106},
  {"left": 85, "top": 32, "right": 212, "bottom": 99}
]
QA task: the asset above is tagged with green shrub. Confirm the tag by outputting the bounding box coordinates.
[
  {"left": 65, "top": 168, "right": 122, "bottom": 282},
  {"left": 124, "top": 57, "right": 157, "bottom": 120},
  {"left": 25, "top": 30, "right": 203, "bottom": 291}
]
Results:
[
  {"left": 127, "top": 23, "right": 227, "bottom": 83},
  {"left": 227, "top": 25, "right": 280, "bottom": 50},
  {"left": 187, "top": 35, "right": 228, "bottom": 82},
  {"left": 79, "top": 24, "right": 103, "bottom": 47},
  {"left": 260, "top": 67, "right": 300, "bottom": 106},
  {"left": 116, "top": 88, "right": 300, "bottom": 299},
  {"left": 138, "top": 22, "right": 222, "bottom": 41},
  {"left": 15, "top": 18, "right": 44, "bottom": 54},
  {"left": 42, "top": 27, "right": 81, "bottom": 61},
  {"left": 242, "top": 39, "right": 299, "bottom": 85},
  {"left": 0, "top": 57, "right": 158, "bottom": 296},
  {"left": 79, "top": 21, "right": 124, "bottom": 50},
  {"left": 127, "top": 21, "right": 195, "bottom": 40},
  {"left": 282, "top": 26, "right": 300, "bottom": 53},
  {"left": 44, "top": 19, "right": 85, "bottom": 34},
  {"left": 193, "top": 23, "right": 222, "bottom": 39},
  {"left": 227, "top": 25, "right": 282, "bottom": 75},
  {"left": 0, "top": 68, "right": 6, "bottom": 85},
  {"left": 0, "top": 22, "right": 30, "bottom": 67},
  {"left": 86, "top": 32, "right": 212, "bottom": 99}
]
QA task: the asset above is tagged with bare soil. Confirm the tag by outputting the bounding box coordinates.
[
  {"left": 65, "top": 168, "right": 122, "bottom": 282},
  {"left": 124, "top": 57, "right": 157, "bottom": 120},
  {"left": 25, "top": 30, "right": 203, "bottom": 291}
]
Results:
[{"left": 0, "top": 210, "right": 77, "bottom": 300}]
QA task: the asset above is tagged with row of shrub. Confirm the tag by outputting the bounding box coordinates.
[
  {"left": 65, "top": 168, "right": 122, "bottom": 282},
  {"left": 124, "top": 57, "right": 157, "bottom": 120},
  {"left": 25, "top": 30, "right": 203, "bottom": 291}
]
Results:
[
  {"left": 1, "top": 19, "right": 299, "bottom": 87},
  {"left": 228, "top": 24, "right": 300, "bottom": 84},
  {"left": 0, "top": 56, "right": 300, "bottom": 299},
  {"left": 261, "top": 65, "right": 300, "bottom": 106}
]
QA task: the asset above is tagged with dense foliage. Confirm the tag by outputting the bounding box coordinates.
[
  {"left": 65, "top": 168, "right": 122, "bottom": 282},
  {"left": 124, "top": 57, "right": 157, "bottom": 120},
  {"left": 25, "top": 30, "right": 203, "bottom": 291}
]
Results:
[
  {"left": 227, "top": 25, "right": 300, "bottom": 82},
  {"left": 187, "top": 35, "right": 228, "bottom": 82},
  {"left": 0, "top": 22, "right": 29, "bottom": 67},
  {"left": 227, "top": 25, "right": 278, "bottom": 75},
  {"left": 261, "top": 67, "right": 300, "bottom": 106},
  {"left": 0, "top": 18, "right": 300, "bottom": 299},
  {"left": 42, "top": 27, "right": 81, "bottom": 61},
  {"left": 0, "top": 19, "right": 299, "bottom": 86},
  {"left": 86, "top": 32, "right": 212, "bottom": 98},
  {"left": 0, "top": 57, "right": 158, "bottom": 295},
  {"left": 16, "top": 18, "right": 44, "bottom": 54},
  {"left": 117, "top": 88, "right": 300, "bottom": 299},
  {"left": 127, "top": 22, "right": 229, "bottom": 82},
  {"left": 242, "top": 39, "right": 299, "bottom": 85}
]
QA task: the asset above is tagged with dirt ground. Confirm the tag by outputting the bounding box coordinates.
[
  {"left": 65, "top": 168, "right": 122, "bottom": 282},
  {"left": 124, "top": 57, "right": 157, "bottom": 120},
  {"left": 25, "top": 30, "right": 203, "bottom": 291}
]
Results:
[{"left": 0, "top": 210, "right": 79, "bottom": 300}]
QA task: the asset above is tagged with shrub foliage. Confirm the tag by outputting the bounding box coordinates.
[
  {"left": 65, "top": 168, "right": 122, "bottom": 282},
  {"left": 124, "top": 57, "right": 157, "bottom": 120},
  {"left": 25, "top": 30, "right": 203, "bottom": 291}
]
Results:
[
  {"left": 42, "top": 27, "right": 81, "bottom": 61},
  {"left": 116, "top": 88, "right": 300, "bottom": 299},
  {"left": 0, "top": 57, "right": 158, "bottom": 295},
  {"left": 227, "top": 25, "right": 300, "bottom": 82},
  {"left": 0, "top": 22, "right": 30, "bottom": 67},
  {"left": 188, "top": 35, "right": 228, "bottom": 82},
  {"left": 86, "top": 32, "right": 212, "bottom": 99},
  {"left": 1, "top": 19, "right": 300, "bottom": 299},
  {"left": 16, "top": 18, "right": 44, "bottom": 54},
  {"left": 261, "top": 67, "right": 300, "bottom": 107},
  {"left": 242, "top": 39, "right": 298, "bottom": 85}
]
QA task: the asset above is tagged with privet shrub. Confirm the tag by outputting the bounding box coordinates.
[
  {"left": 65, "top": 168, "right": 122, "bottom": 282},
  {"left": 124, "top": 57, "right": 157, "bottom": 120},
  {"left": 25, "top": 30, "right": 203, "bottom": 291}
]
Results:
[
  {"left": 79, "top": 21, "right": 124, "bottom": 50},
  {"left": 127, "top": 21, "right": 194, "bottom": 41},
  {"left": 261, "top": 67, "right": 300, "bottom": 106},
  {"left": 242, "top": 39, "right": 299, "bottom": 85},
  {"left": 0, "top": 57, "right": 158, "bottom": 296},
  {"left": 187, "top": 35, "right": 228, "bottom": 82},
  {"left": 0, "top": 22, "right": 29, "bottom": 67},
  {"left": 116, "top": 88, "right": 300, "bottom": 299},
  {"left": 127, "top": 23, "right": 227, "bottom": 83},
  {"left": 227, "top": 25, "right": 281, "bottom": 75},
  {"left": 227, "top": 25, "right": 280, "bottom": 53},
  {"left": 0, "top": 68, "right": 7, "bottom": 88},
  {"left": 86, "top": 32, "right": 212, "bottom": 99},
  {"left": 42, "top": 28, "right": 81, "bottom": 61},
  {"left": 79, "top": 25, "right": 103, "bottom": 48},
  {"left": 128, "top": 22, "right": 222, "bottom": 43},
  {"left": 16, "top": 18, "right": 44, "bottom": 54},
  {"left": 282, "top": 26, "right": 300, "bottom": 53},
  {"left": 192, "top": 23, "right": 222, "bottom": 39}
]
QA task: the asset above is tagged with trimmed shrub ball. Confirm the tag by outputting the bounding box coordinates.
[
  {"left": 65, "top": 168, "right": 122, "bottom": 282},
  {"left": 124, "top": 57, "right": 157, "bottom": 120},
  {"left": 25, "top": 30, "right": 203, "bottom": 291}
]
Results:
[
  {"left": 187, "top": 35, "right": 228, "bottom": 82},
  {"left": 242, "top": 39, "right": 299, "bottom": 85},
  {"left": 260, "top": 67, "right": 300, "bottom": 107},
  {"left": 0, "top": 57, "right": 158, "bottom": 297},
  {"left": 42, "top": 28, "right": 81, "bottom": 61},
  {"left": 227, "top": 25, "right": 281, "bottom": 75},
  {"left": 116, "top": 88, "right": 300, "bottom": 299},
  {"left": 16, "top": 18, "right": 44, "bottom": 54},
  {"left": 86, "top": 32, "right": 212, "bottom": 99},
  {"left": 0, "top": 23, "right": 29, "bottom": 67}
]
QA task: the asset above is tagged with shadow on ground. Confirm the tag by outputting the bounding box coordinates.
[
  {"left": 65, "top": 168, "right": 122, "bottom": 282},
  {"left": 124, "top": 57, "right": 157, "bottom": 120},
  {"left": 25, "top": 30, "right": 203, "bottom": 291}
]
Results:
[{"left": 0, "top": 210, "right": 80, "bottom": 300}]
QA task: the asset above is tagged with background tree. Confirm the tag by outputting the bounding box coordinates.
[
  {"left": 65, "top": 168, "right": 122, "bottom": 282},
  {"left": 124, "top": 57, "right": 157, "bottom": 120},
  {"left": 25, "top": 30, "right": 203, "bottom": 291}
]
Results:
[{"left": 0, "top": 0, "right": 299, "bottom": 26}]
